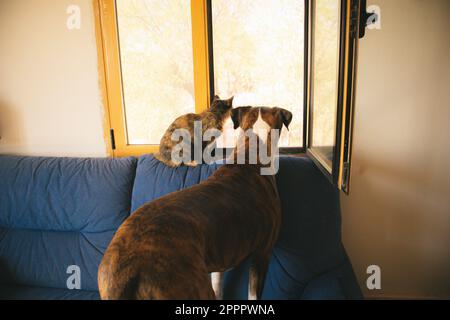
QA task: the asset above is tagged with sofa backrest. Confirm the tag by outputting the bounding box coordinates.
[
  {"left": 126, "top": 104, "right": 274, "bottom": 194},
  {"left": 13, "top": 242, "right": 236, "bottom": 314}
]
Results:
[
  {"left": 0, "top": 156, "right": 137, "bottom": 291},
  {"left": 131, "top": 154, "right": 223, "bottom": 212}
]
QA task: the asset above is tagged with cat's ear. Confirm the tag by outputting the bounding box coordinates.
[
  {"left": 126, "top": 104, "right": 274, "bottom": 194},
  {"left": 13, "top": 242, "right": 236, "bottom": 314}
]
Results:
[
  {"left": 227, "top": 96, "right": 234, "bottom": 106},
  {"left": 213, "top": 95, "right": 220, "bottom": 102},
  {"left": 231, "top": 107, "right": 251, "bottom": 129}
]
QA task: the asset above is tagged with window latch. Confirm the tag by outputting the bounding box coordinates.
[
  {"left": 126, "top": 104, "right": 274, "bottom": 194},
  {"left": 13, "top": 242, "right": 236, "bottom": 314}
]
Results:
[
  {"left": 359, "top": 0, "right": 379, "bottom": 39},
  {"left": 110, "top": 129, "right": 116, "bottom": 150}
]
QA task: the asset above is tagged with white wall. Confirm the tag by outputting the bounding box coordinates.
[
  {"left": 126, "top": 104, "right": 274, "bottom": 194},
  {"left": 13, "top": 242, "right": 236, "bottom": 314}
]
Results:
[
  {"left": 341, "top": 0, "right": 450, "bottom": 299},
  {"left": 0, "top": 0, "right": 107, "bottom": 157}
]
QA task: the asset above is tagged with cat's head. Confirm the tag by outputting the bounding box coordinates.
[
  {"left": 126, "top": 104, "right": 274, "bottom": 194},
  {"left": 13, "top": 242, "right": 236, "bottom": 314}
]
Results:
[{"left": 210, "top": 95, "right": 234, "bottom": 115}]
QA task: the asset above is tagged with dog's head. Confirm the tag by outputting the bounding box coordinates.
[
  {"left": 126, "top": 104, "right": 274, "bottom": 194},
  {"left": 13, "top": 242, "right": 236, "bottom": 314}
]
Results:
[{"left": 231, "top": 106, "right": 292, "bottom": 146}]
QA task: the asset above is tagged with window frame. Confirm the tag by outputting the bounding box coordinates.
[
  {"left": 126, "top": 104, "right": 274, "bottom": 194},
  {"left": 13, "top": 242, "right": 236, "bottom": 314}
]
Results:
[
  {"left": 94, "top": 0, "right": 212, "bottom": 157},
  {"left": 206, "top": 0, "right": 308, "bottom": 154},
  {"left": 95, "top": 0, "right": 308, "bottom": 157},
  {"left": 305, "top": 0, "right": 360, "bottom": 193}
]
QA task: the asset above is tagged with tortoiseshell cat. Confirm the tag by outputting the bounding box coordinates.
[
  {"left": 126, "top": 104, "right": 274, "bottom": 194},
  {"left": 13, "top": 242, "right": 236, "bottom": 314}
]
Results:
[{"left": 154, "top": 96, "right": 233, "bottom": 167}]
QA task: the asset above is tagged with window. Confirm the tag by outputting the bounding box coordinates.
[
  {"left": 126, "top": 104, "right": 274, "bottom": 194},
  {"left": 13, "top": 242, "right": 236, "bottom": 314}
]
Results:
[
  {"left": 94, "top": 0, "right": 211, "bottom": 156},
  {"left": 306, "top": 0, "right": 361, "bottom": 193},
  {"left": 308, "top": 0, "right": 340, "bottom": 171},
  {"left": 95, "top": 0, "right": 366, "bottom": 192},
  {"left": 116, "top": 0, "right": 195, "bottom": 145},
  {"left": 211, "top": 0, "right": 305, "bottom": 148}
]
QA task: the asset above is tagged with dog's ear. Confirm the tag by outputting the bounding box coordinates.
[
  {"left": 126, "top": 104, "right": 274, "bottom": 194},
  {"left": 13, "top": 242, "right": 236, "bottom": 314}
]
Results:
[
  {"left": 276, "top": 108, "right": 293, "bottom": 130},
  {"left": 231, "top": 107, "right": 251, "bottom": 129}
]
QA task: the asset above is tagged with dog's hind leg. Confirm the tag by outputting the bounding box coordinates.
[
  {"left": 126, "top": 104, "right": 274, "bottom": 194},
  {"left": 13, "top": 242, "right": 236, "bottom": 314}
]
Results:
[
  {"left": 211, "top": 272, "right": 223, "bottom": 300},
  {"left": 248, "top": 252, "right": 271, "bottom": 300}
]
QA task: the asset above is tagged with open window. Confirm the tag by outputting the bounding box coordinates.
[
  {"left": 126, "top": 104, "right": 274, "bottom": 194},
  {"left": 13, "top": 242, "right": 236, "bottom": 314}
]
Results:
[
  {"left": 305, "top": 0, "right": 363, "bottom": 193},
  {"left": 95, "top": 0, "right": 368, "bottom": 193}
]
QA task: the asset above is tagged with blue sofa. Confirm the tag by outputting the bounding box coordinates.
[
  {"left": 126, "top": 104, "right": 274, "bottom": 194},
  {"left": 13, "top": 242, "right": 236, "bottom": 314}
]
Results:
[{"left": 0, "top": 154, "right": 362, "bottom": 300}]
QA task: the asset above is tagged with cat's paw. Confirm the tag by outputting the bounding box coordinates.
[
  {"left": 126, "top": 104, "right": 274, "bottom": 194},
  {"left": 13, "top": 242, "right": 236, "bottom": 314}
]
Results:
[{"left": 185, "top": 160, "right": 199, "bottom": 167}]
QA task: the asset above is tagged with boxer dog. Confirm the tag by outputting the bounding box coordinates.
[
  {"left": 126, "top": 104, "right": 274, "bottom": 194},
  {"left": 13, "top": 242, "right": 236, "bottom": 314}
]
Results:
[{"left": 98, "top": 106, "right": 292, "bottom": 300}]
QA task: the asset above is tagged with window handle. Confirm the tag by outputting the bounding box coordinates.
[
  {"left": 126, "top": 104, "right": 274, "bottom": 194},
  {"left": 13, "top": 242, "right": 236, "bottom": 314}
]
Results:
[{"left": 359, "top": 0, "right": 379, "bottom": 39}]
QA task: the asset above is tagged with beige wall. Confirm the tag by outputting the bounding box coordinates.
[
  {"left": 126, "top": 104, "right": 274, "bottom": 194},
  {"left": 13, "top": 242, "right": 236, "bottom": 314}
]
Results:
[
  {"left": 342, "top": 0, "right": 450, "bottom": 299},
  {"left": 0, "top": 0, "right": 107, "bottom": 157}
]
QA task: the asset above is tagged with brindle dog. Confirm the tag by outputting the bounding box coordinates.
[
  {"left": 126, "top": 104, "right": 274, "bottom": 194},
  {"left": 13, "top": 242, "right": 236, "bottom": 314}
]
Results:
[{"left": 98, "top": 106, "right": 292, "bottom": 300}]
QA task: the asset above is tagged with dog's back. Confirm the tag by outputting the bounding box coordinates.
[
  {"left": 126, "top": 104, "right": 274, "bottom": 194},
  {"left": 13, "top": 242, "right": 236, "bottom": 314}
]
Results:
[{"left": 98, "top": 163, "right": 281, "bottom": 300}]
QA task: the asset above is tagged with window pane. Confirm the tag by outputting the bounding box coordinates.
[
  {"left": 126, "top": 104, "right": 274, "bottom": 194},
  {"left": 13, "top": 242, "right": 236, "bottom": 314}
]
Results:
[
  {"left": 116, "top": 0, "right": 194, "bottom": 145},
  {"left": 309, "top": 0, "right": 340, "bottom": 171},
  {"left": 211, "top": 0, "right": 304, "bottom": 148}
]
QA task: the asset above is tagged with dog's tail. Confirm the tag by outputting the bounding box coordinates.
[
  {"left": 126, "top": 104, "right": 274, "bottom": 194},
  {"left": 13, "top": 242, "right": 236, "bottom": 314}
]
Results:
[
  {"left": 98, "top": 256, "right": 166, "bottom": 300},
  {"left": 98, "top": 254, "right": 144, "bottom": 300},
  {"left": 100, "top": 273, "right": 140, "bottom": 300}
]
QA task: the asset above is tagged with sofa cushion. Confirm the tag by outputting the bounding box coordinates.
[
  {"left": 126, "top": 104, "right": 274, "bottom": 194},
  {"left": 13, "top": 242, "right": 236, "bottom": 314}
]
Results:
[
  {"left": 300, "top": 253, "right": 362, "bottom": 300},
  {"left": 0, "top": 156, "right": 137, "bottom": 291},
  {"left": 0, "top": 284, "right": 100, "bottom": 300},
  {"left": 131, "top": 154, "right": 223, "bottom": 212},
  {"left": 271, "top": 156, "right": 343, "bottom": 277},
  {"left": 220, "top": 245, "right": 358, "bottom": 300}
]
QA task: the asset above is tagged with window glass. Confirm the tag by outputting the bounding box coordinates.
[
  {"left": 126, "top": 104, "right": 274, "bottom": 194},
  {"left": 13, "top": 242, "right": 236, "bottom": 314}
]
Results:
[
  {"left": 309, "top": 0, "right": 340, "bottom": 171},
  {"left": 116, "top": 0, "right": 195, "bottom": 145},
  {"left": 211, "top": 0, "right": 305, "bottom": 147}
]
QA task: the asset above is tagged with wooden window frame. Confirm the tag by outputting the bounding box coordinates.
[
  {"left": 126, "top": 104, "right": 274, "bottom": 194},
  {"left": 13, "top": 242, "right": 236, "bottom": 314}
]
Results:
[
  {"left": 94, "top": 0, "right": 308, "bottom": 157},
  {"left": 94, "top": 0, "right": 212, "bottom": 157}
]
